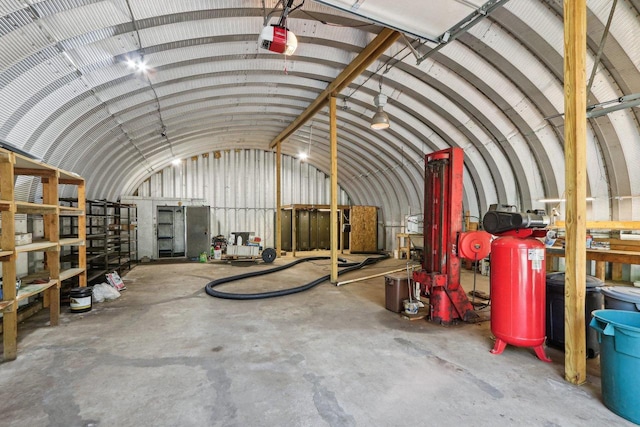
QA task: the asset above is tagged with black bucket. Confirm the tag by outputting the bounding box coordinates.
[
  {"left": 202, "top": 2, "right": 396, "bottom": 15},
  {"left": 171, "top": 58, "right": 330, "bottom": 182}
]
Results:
[{"left": 69, "top": 287, "right": 93, "bottom": 313}]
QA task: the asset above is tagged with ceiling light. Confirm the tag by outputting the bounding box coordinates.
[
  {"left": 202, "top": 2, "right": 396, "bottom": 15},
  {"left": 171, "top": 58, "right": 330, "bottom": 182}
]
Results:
[
  {"left": 371, "top": 93, "right": 390, "bottom": 130},
  {"left": 298, "top": 152, "right": 308, "bottom": 161},
  {"left": 172, "top": 158, "right": 182, "bottom": 166},
  {"left": 137, "top": 60, "right": 149, "bottom": 73},
  {"left": 259, "top": 25, "right": 297, "bottom": 55},
  {"left": 125, "top": 57, "right": 149, "bottom": 74}
]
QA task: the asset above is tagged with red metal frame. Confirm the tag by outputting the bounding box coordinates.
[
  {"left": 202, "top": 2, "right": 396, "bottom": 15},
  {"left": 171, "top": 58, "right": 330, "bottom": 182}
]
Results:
[{"left": 413, "top": 147, "right": 477, "bottom": 324}]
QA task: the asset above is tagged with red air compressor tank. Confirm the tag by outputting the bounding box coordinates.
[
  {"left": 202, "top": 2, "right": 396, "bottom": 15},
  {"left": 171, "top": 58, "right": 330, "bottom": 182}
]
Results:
[{"left": 489, "top": 235, "right": 551, "bottom": 362}]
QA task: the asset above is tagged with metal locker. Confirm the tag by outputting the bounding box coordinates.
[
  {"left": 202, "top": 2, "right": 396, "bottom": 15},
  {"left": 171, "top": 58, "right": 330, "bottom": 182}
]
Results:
[
  {"left": 310, "top": 210, "right": 318, "bottom": 250},
  {"left": 280, "top": 210, "right": 292, "bottom": 252},
  {"left": 297, "top": 210, "right": 311, "bottom": 251},
  {"left": 317, "top": 211, "right": 331, "bottom": 249}
]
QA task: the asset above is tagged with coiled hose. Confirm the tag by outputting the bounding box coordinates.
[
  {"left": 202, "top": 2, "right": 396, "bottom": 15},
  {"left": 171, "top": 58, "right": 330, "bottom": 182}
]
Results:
[{"left": 205, "top": 253, "right": 389, "bottom": 300}]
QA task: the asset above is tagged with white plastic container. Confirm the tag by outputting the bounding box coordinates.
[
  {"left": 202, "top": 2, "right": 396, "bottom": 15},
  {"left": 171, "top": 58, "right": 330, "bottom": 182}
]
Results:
[{"left": 403, "top": 299, "right": 420, "bottom": 314}]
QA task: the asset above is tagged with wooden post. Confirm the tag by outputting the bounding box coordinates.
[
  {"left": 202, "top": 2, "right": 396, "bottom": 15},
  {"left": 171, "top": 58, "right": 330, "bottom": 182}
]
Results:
[
  {"left": 1, "top": 153, "right": 17, "bottom": 360},
  {"left": 595, "top": 261, "right": 606, "bottom": 281},
  {"left": 78, "top": 180, "right": 87, "bottom": 287},
  {"left": 42, "top": 173, "right": 60, "bottom": 327},
  {"left": 2, "top": 252, "right": 17, "bottom": 360},
  {"left": 292, "top": 206, "right": 297, "bottom": 257},
  {"left": 276, "top": 142, "right": 282, "bottom": 258},
  {"left": 563, "top": 0, "right": 588, "bottom": 385},
  {"left": 612, "top": 263, "right": 623, "bottom": 281},
  {"left": 338, "top": 209, "right": 344, "bottom": 254},
  {"left": 330, "top": 95, "right": 338, "bottom": 283}
]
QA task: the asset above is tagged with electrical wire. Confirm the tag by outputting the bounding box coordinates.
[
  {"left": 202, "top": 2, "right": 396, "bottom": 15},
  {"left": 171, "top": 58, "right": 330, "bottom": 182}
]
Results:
[{"left": 205, "top": 254, "right": 389, "bottom": 300}]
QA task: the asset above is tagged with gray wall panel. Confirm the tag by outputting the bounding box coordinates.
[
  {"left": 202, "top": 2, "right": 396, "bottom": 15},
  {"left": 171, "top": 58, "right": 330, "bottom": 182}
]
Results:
[{"left": 134, "top": 149, "right": 351, "bottom": 247}]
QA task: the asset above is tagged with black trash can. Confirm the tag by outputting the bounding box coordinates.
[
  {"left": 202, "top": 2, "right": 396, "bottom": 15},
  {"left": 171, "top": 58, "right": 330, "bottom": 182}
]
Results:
[{"left": 545, "top": 272, "right": 604, "bottom": 358}]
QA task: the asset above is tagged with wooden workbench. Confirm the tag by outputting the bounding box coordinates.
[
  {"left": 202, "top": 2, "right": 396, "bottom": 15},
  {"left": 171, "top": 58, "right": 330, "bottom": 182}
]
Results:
[
  {"left": 396, "top": 233, "right": 423, "bottom": 259},
  {"left": 546, "top": 247, "right": 640, "bottom": 281}
]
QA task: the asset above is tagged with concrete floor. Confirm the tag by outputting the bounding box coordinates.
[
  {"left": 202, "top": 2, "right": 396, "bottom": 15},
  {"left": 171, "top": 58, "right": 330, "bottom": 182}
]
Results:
[{"left": 0, "top": 254, "right": 634, "bottom": 427}]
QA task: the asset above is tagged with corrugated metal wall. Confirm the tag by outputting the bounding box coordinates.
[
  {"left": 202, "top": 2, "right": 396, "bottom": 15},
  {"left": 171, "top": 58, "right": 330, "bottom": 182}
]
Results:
[{"left": 133, "top": 149, "right": 351, "bottom": 247}]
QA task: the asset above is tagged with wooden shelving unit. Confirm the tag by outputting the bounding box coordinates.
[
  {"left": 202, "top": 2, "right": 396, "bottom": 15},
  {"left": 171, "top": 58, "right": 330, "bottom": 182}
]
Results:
[
  {"left": 58, "top": 197, "right": 86, "bottom": 293},
  {"left": 0, "top": 148, "right": 86, "bottom": 361}
]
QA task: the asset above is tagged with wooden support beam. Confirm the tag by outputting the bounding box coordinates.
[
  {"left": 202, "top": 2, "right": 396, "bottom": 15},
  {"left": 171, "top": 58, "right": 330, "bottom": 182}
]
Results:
[
  {"left": 595, "top": 261, "right": 606, "bottom": 281},
  {"left": 281, "top": 204, "right": 351, "bottom": 210},
  {"left": 2, "top": 255, "right": 18, "bottom": 360},
  {"left": 269, "top": 28, "right": 400, "bottom": 149},
  {"left": 77, "top": 181, "right": 87, "bottom": 287},
  {"left": 0, "top": 156, "right": 17, "bottom": 361},
  {"left": 337, "top": 265, "right": 420, "bottom": 286},
  {"left": 552, "top": 220, "right": 640, "bottom": 230},
  {"left": 563, "top": 0, "right": 588, "bottom": 385},
  {"left": 330, "top": 96, "right": 338, "bottom": 283},
  {"left": 612, "top": 263, "right": 623, "bottom": 281},
  {"left": 14, "top": 168, "right": 56, "bottom": 177},
  {"left": 292, "top": 206, "right": 297, "bottom": 258},
  {"left": 340, "top": 208, "right": 345, "bottom": 255},
  {"left": 59, "top": 178, "right": 84, "bottom": 185}
]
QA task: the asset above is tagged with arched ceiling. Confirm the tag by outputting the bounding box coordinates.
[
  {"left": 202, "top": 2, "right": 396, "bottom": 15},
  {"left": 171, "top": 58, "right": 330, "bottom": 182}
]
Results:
[{"left": 1, "top": 0, "right": 639, "bottom": 223}]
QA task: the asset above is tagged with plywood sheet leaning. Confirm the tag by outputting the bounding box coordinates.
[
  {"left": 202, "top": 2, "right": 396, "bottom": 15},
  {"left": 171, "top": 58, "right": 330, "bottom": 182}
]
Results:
[{"left": 350, "top": 206, "right": 378, "bottom": 253}]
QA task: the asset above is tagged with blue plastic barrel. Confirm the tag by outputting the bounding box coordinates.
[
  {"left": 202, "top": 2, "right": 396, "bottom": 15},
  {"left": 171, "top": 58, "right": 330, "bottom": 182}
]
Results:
[{"left": 590, "top": 309, "right": 640, "bottom": 424}]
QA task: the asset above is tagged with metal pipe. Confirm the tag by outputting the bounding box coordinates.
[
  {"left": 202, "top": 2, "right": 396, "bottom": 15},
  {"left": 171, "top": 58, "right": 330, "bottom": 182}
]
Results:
[
  {"left": 438, "top": 161, "right": 446, "bottom": 273},
  {"left": 586, "top": 0, "right": 617, "bottom": 100}
]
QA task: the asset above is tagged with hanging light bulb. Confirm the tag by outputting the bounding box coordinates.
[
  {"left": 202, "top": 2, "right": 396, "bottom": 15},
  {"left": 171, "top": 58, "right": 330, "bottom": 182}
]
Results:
[
  {"left": 371, "top": 77, "right": 390, "bottom": 130},
  {"left": 371, "top": 94, "right": 390, "bottom": 130}
]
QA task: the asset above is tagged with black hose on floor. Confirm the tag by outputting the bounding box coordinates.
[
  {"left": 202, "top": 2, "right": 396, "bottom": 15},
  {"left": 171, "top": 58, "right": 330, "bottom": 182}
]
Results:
[{"left": 205, "top": 253, "right": 389, "bottom": 300}]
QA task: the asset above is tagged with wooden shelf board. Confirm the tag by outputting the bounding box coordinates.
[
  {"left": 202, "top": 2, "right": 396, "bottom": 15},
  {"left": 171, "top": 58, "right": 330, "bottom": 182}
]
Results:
[
  {"left": 15, "top": 241, "right": 58, "bottom": 253},
  {"left": 12, "top": 152, "right": 55, "bottom": 171},
  {"left": 59, "top": 207, "right": 84, "bottom": 216},
  {"left": 20, "top": 270, "right": 50, "bottom": 282},
  {"left": 59, "top": 238, "right": 85, "bottom": 246},
  {"left": 13, "top": 162, "right": 57, "bottom": 177},
  {"left": 0, "top": 300, "right": 14, "bottom": 311},
  {"left": 15, "top": 201, "right": 58, "bottom": 214},
  {"left": 60, "top": 268, "right": 86, "bottom": 281},
  {"left": 552, "top": 220, "right": 640, "bottom": 230},
  {"left": 0, "top": 250, "right": 13, "bottom": 259},
  {"left": 58, "top": 168, "right": 83, "bottom": 182},
  {"left": 16, "top": 280, "right": 58, "bottom": 301}
]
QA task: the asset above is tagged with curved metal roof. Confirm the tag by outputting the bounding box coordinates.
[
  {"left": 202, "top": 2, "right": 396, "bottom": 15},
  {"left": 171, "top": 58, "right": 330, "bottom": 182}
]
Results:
[{"left": 1, "top": 0, "right": 639, "bottom": 222}]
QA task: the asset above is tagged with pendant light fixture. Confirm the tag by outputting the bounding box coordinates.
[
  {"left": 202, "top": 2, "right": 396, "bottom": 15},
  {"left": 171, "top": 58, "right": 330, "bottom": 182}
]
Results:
[{"left": 371, "top": 76, "right": 390, "bottom": 130}]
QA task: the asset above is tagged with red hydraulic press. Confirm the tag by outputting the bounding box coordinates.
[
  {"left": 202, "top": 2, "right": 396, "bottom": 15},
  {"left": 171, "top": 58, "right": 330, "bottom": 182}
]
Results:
[{"left": 412, "top": 148, "right": 491, "bottom": 324}]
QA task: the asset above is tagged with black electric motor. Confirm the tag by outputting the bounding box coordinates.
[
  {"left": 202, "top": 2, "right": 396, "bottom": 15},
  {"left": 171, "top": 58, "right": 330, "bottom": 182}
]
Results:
[{"left": 483, "top": 207, "right": 550, "bottom": 234}]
